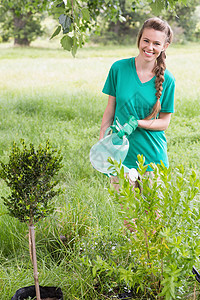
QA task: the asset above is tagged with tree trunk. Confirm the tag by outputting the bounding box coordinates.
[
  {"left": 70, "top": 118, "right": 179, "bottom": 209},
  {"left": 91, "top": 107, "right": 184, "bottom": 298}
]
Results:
[
  {"left": 29, "top": 224, "right": 41, "bottom": 300},
  {"left": 13, "top": 14, "right": 30, "bottom": 46}
]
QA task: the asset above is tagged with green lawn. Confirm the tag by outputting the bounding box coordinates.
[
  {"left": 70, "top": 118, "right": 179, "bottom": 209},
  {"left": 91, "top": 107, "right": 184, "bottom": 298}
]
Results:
[{"left": 0, "top": 41, "right": 200, "bottom": 299}]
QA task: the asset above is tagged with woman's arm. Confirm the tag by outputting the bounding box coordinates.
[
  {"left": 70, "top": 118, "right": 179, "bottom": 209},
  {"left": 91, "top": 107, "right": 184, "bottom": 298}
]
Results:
[
  {"left": 138, "top": 112, "right": 172, "bottom": 131},
  {"left": 99, "top": 95, "right": 116, "bottom": 139}
]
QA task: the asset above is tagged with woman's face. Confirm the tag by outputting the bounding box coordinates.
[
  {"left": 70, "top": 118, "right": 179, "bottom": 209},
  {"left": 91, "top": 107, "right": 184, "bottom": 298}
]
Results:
[{"left": 138, "top": 28, "right": 168, "bottom": 63}]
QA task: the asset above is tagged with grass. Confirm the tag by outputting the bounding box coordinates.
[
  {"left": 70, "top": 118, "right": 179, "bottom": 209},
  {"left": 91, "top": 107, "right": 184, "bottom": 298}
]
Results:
[{"left": 0, "top": 40, "right": 200, "bottom": 299}]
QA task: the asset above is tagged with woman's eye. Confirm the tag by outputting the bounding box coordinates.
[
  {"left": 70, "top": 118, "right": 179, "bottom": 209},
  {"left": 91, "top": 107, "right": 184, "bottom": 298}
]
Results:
[{"left": 144, "top": 39, "right": 149, "bottom": 43}]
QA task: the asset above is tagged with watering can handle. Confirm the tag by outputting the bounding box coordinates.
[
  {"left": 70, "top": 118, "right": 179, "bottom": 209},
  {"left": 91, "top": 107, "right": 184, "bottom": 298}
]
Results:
[{"left": 103, "top": 125, "right": 118, "bottom": 138}]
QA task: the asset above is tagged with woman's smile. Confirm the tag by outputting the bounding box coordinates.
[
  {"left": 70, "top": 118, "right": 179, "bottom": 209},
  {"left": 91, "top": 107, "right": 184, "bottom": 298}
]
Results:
[{"left": 144, "top": 50, "right": 154, "bottom": 56}]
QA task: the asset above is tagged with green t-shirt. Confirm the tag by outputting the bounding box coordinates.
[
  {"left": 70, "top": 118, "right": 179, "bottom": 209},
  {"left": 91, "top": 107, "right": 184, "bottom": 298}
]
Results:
[{"left": 102, "top": 57, "right": 175, "bottom": 171}]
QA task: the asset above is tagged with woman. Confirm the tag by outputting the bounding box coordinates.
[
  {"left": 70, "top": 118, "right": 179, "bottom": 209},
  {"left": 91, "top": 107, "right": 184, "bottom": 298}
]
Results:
[{"left": 99, "top": 17, "right": 175, "bottom": 190}]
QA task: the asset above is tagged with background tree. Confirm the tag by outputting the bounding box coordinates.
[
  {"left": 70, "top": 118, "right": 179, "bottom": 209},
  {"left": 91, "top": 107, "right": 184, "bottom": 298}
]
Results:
[
  {"left": 0, "top": 0, "right": 48, "bottom": 45},
  {"left": 90, "top": 0, "right": 152, "bottom": 44},
  {"left": 91, "top": 0, "right": 200, "bottom": 45},
  {"left": 163, "top": 0, "right": 200, "bottom": 42}
]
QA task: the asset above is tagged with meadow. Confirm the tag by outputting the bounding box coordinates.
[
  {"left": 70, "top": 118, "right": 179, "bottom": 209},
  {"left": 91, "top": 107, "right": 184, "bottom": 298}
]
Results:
[{"left": 0, "top": 40, "right": 200, "bottom": 299}]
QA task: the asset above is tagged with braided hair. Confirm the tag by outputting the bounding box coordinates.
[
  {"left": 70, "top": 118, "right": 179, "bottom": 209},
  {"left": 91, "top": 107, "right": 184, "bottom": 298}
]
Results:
[{"left": 137, "top": 17, "right": 173, "bottom": 119}]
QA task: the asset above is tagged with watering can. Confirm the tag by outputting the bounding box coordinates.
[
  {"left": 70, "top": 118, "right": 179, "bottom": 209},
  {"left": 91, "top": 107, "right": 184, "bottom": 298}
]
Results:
[{"left": 90, "top": 115, "right": 138, "bottom": 177}]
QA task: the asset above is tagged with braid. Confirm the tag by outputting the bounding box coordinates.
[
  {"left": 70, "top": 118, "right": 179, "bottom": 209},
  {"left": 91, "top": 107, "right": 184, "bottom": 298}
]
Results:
[
  {"left": 137, "top": 17, "right": 173, "bottom": 120},
  {"left": 155, "top": 51, "right": 166, "bottom": 100},
  {"left": 146, "top": 51, "right": 166, "bottom": 119}
]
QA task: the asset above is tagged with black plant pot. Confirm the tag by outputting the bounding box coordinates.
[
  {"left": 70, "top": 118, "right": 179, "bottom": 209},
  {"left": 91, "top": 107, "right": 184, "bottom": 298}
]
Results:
[{"left": 11, "top": 285, "right": 63, "bottom": 300}]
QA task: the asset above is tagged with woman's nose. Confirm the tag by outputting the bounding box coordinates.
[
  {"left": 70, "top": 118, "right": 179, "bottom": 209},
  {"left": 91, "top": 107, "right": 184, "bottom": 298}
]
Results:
[{"left": 147, "top": 42, "right": 153, "bottom": 50}]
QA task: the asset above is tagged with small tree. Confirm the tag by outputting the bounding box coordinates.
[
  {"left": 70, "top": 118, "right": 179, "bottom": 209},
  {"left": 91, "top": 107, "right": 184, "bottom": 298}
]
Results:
[{"left": 0, "top": 140, "right": 63, "bottom": 300}]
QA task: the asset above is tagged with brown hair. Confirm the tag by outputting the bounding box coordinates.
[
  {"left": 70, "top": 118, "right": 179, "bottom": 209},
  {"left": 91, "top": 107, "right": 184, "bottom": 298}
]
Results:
[{"left": 137, "top": 17, "right": 173, "bottom": 119}]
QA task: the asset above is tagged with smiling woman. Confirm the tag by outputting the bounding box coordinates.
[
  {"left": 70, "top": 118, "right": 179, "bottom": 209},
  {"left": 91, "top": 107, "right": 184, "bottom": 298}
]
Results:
[{"left": 99, "top": 17, "right": 175, "bottom": 191}]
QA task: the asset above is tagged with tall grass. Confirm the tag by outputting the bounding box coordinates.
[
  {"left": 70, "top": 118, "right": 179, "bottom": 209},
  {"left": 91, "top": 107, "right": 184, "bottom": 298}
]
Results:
[{"left": 0, "top": 41, "right": 200, "bottom": 299}]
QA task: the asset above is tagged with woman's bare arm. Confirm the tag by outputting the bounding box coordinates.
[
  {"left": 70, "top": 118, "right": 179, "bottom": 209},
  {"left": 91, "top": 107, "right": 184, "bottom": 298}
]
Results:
[
  {"left": 99, "top": 95, "right": 116, "bottom": 139},
  {"left": 138, "top": 112, "right": 172, "bottom": 131}
]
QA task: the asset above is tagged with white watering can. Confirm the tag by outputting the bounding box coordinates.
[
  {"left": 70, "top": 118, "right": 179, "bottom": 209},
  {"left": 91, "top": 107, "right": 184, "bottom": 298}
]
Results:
[{"left": 90, "top": 115, "right": 138, "bottom": 178}]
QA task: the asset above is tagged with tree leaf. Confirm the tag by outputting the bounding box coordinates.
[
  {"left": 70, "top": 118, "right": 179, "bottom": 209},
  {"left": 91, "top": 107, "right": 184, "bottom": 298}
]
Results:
[
  {"left": 59, "top": 14, "right": 71, "bottom": 34},
  {"left": 50, "top": 25, "right": 61, "bottom": 40},
  {"left": 60, "top": 35, "right": 73, "bottom": 51},
  {"left": 178, "top": 0, "right": 187, "bottom": 5},
  {"left": 56, "top": 1, "right": 65, "bottom": 8},
  {"left": 81, "top": 8, "right": 90, "bottom": 21},
  {"left": 150, "top": 0, "right": 165, "bottom": 14}
]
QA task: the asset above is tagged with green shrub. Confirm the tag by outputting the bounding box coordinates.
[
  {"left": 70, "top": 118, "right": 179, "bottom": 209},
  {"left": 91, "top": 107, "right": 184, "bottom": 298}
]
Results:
[
  {"left": 0, "top": 140, "right": 63, "bottom": 224},
  {"left": 85, "top": 156, "right": 200, "bottom": 299}
]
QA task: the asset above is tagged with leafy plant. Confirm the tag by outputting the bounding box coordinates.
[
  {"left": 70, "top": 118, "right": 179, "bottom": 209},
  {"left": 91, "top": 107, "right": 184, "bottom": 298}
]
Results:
[
  {"left": 88, "top": 156, "right": 200, "bottom": 299},
  {"left": 0, "top": 140, "right": 63, "bottom": 300}
]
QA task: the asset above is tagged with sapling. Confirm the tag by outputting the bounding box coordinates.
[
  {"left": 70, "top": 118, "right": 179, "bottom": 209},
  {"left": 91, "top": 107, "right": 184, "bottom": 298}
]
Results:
[{"left": 0, "top": 140, "right": 63, "bottom": 300}]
